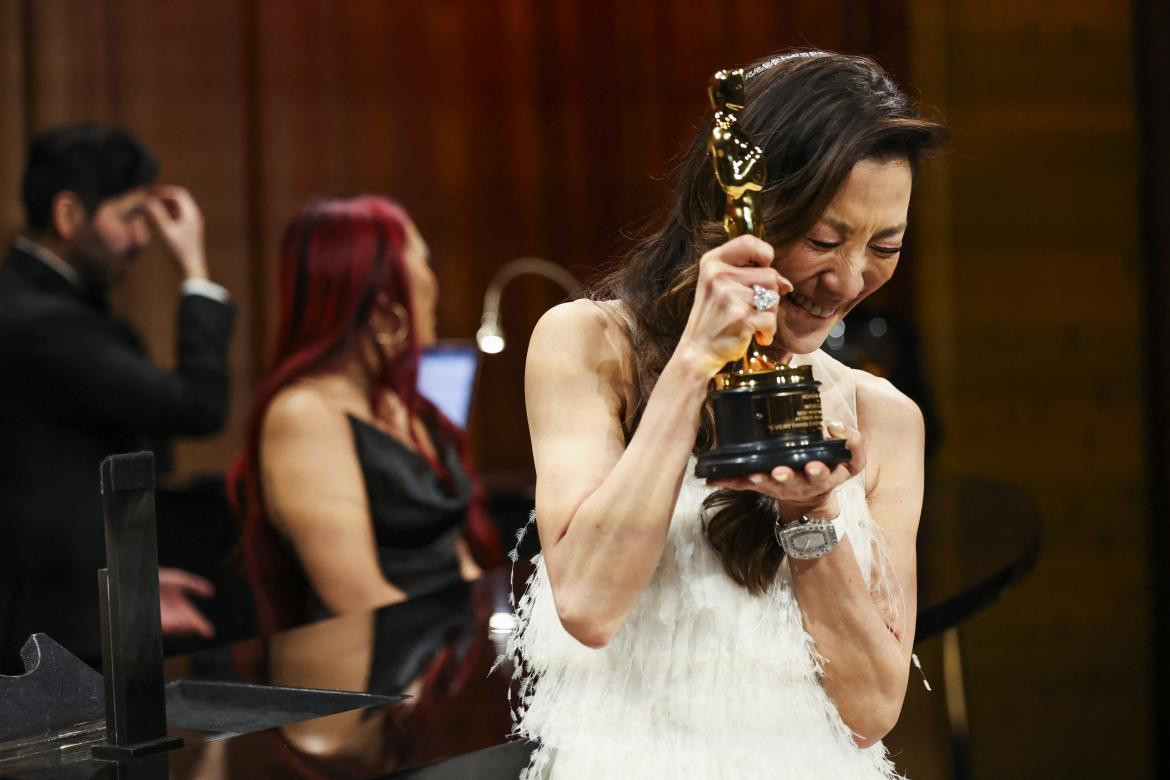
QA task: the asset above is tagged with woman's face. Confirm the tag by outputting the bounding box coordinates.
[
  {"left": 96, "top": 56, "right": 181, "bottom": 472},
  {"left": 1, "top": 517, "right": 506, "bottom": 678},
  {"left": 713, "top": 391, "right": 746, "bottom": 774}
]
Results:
[
  {"left": 771, "top": 157, "right": 913, "bottom": 356},
  {"left": 401, "top": 219, "right": 439, "bottom": 348}
]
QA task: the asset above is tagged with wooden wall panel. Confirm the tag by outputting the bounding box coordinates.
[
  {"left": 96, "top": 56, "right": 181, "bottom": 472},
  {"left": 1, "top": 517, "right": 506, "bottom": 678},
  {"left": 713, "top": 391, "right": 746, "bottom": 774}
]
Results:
[
  {"left": 219, "top": 0, "right": 859, "bottom": 479},
  {"left": 0, "top": 1, "right": 26, "bottom": 237},
  {"left": 106, "top": 0, "right": 254, "bottom": 476},
  {"left": 22, "top": 1, "right": 115, "bottom": 127},
  {"left": 0, "top": 0, "right": 885, "bottom": 473},
  {"left": 907, "top": 0, "right": 1151, "bottom": 775}
]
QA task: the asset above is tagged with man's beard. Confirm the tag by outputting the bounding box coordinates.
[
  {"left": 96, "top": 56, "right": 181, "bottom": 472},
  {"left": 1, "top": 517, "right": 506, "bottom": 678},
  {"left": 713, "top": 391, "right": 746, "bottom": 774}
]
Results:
[{"left": 66, "top": 244, "right": 131, "bottom": 300}]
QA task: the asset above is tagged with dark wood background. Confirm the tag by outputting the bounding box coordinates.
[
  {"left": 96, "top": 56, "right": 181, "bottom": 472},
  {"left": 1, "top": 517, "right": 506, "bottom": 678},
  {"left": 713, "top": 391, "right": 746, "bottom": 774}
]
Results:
[
  {"left": 0, "top": 0, "right": 914, "bottom": 479},
  {"left": 0, "top": 1, "right": 1156, "bottom": 776}
]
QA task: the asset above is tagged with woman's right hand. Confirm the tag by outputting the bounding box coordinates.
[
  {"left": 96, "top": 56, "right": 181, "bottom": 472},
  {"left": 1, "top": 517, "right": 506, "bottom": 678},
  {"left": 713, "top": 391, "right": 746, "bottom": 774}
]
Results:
[{"left": 676, "top": 235, "right": 794, "bottom": 377}]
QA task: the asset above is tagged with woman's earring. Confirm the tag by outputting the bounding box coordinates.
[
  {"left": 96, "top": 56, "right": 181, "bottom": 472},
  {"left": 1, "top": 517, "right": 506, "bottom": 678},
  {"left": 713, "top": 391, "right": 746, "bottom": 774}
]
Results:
[{"left": 371, "top": 303, "right": 410, "bottom": 353}]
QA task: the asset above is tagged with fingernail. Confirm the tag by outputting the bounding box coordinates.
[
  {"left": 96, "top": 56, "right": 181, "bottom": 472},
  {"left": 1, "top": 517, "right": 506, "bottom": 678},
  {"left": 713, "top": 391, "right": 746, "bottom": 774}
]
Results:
[
  {"left": 749, "top": 474, "right": 764, "bottom": 484},
  {"left": 774, "top": 472, "right": 788, "bottom": 483}
]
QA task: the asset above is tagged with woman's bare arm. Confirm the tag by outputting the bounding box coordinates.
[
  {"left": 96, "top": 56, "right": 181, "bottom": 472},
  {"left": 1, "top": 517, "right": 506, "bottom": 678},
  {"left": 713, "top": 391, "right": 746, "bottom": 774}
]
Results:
[
  {"left": 704, "top": 373, "right": 923, "bottom": 745},
  {"left": 261, "top": 387, "right": 406, "bottom": 615},
  {"left": 527, "top": 301, "right": 708, "bottom": 647},
  {"left": 528, "top": 236, "right": 789, "bottom": 647},
  {"left": 787, "top": 376, "right": 923, "bottom": 746}
]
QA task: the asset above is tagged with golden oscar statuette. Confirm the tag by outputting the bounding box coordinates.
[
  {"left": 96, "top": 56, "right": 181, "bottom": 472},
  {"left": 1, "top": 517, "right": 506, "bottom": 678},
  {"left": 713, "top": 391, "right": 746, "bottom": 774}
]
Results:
[{"left": 693, "top": 68, "right": 851, "bottom": 479}]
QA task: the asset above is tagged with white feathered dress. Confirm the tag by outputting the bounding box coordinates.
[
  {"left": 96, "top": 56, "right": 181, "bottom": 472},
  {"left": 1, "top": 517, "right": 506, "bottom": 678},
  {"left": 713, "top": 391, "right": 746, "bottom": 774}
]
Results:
[{"left": 506, "top": 350, "right": 906, "bottom": 779}]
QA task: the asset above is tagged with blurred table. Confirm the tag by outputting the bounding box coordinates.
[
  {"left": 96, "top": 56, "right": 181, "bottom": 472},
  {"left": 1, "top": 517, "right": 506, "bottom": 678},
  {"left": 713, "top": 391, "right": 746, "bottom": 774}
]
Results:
[
  {"left": 914, "top": 477, "right": 1043, "bottom": 780},
  {"left": 161, "top": 568, "right": 529, "bottom": 779},
  {"left": 916, "top": 477, "right": 1042, "bottom": 642},
  {"left": 145, "top": 478, "right": 1039, "bottom": 779}
]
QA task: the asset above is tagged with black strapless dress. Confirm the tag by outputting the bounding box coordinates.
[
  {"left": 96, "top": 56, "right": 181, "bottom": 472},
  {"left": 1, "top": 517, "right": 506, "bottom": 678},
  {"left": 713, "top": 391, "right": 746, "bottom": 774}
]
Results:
[{"left": 302, "top": 414, "right": 472, "bottom": 621}]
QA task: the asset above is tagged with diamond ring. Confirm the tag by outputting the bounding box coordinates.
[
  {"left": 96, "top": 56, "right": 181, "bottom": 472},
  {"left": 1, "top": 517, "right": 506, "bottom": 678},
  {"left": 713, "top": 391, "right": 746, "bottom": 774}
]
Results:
[{"left": 752, "top": 284, "right": 781, "bottom": 312}]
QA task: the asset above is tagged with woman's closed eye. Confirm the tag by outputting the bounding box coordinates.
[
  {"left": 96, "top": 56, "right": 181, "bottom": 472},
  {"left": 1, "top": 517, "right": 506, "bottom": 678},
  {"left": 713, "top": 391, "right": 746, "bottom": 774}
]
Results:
[{"left": 806, "top": 236, "right": 902, "bottom": 256}]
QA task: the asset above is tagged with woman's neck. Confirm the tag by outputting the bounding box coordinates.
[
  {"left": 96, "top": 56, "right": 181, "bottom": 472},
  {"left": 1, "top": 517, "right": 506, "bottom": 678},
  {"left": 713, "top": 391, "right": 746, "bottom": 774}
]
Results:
[
  {"left": 338, "top": 348, "right": 415, "bottom": 434},
  {"left": 341, "top": 350, "right": 374, "bottom": 394}
]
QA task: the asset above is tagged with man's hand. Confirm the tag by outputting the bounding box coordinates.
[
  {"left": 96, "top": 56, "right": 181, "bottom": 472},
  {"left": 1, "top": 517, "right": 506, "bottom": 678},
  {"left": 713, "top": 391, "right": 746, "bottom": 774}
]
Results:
[
  {"left": 158, "top": 567, "right": 216, "bottom": 639},
  {"left": 144, "top": 185, "right": 208, "bottom": 281}
]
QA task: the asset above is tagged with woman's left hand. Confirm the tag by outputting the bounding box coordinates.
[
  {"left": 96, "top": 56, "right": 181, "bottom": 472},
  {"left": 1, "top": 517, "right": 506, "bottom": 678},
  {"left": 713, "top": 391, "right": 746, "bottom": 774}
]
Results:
[{"left": 705, "top": 421, "right": 866, "bottom": 519}]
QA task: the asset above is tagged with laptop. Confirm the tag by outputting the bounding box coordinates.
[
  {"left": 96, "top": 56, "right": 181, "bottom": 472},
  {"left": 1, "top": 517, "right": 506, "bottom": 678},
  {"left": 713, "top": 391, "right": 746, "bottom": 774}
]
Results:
[{"left": 417, "top": 340, "right": 481, "bottom": 429}]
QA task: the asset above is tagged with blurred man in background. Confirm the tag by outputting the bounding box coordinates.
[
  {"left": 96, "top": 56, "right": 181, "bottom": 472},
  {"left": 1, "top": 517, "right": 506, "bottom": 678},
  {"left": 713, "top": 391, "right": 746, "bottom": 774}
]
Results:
[{"left": 0, "top": 124, "right": 235, "bottom": 671}]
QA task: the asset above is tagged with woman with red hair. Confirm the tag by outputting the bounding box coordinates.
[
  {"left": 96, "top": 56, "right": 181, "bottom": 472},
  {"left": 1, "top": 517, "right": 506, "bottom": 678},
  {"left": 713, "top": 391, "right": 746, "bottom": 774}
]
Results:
[{"left": 230, "top": 194, "right": 500, "bottom": 633}]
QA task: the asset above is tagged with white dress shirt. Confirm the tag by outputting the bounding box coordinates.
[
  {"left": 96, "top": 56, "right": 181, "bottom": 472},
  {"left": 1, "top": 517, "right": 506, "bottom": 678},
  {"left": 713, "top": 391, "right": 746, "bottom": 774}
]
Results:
[{"left": 12, "top": 235, "right": 230, "bottom": 303}]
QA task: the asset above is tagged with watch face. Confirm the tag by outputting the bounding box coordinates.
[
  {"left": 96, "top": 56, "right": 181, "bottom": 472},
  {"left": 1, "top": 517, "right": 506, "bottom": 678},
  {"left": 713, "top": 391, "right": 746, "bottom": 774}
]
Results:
[
  {"left": 777, "top": 520, "right": 839, "bottom": 559},
  {"left": 790, "top": 528, "right": 830, "bottom": 555}
]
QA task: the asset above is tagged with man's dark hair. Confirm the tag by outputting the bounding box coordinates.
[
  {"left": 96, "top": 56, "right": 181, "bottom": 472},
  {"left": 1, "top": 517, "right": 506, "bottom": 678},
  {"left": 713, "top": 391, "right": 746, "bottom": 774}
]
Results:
[{"left": 21, "top": 124, "right": 159, "bottom": 233}]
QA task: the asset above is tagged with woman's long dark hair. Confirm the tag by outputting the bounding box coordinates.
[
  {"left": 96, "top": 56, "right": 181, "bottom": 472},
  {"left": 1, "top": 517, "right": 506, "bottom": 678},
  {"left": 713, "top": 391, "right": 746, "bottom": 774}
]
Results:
[
  {"left": 229, "top": 194, "right": 501, "bottom": 632},
  {"left": 598, "top": 52, "right": 946, "bottom": 594}
]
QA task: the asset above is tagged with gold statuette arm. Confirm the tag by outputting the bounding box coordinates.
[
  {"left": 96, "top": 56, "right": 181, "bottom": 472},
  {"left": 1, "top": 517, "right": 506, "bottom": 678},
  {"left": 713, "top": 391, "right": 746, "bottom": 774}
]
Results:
[{"left": 708, "top": 67, "right": 774, "bottom": 370}]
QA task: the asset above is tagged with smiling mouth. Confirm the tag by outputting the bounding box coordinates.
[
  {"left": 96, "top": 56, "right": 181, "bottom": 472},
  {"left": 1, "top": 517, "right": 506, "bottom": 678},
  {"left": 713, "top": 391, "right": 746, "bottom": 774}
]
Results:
[{"left": 784, "top": 291, "right": 838, "bottom": 319}]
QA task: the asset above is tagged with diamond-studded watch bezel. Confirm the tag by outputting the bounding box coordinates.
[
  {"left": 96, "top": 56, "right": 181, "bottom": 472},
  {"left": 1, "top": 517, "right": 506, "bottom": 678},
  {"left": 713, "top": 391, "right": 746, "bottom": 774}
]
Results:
[{"left": 775, "top": 515, "right": 841, "bottom": 560}]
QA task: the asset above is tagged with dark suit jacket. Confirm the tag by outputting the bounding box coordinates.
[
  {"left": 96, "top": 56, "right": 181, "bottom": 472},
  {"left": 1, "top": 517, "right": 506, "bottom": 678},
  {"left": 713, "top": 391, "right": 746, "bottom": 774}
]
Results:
[{"left": 0, "top": 245, "right": 235, "bottom": 671}]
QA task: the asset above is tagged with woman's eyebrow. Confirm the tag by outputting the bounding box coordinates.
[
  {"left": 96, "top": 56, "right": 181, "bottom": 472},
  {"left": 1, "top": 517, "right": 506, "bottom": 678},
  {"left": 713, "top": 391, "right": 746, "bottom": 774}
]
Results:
[
  {"left": 821, "top": 216, "right": 853, "bottom": 235},
  {"left": 819, "top": 215, "right": 907, "bottom": 239},
  {"left": 873, "top": 222, "right": 908, "bottom": 240},
  {"left": 819, "top": 217, "right": 907, "bottom": 239}
]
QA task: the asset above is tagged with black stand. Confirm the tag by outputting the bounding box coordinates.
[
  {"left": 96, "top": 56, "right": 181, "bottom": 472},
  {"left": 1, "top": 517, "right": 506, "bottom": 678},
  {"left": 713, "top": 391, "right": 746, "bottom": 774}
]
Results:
[
  {"left": 91, "top": 452, "right": 183, "bottom": 760},
  {"left": 695, "top": 377, "right": 850, "bottom": 479},
  {"left": 0, "top": 633, "right": 105, "bottom": 744}
]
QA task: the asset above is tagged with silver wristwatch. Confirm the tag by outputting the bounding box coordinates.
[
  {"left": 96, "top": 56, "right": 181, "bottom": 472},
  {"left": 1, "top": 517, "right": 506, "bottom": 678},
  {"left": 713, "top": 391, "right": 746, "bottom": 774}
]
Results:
[{"left": 775, "top": 513, "right": 844, "bottom": 560}]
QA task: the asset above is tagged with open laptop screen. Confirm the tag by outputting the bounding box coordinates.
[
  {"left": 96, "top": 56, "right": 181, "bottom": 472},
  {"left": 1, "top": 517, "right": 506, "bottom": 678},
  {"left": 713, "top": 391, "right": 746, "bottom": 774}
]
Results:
[{"left": 417, "top": 341, "right": 481, "bottom": 429}]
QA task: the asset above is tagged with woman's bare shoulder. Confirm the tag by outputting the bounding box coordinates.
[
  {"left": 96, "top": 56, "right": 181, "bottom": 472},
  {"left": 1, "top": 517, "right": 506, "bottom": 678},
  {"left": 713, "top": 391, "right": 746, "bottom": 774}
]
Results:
[
  {"left": 259, "top": 378, "right": 366, "bottom": 522},
  {"left": 263, "top": 378, "right": 354, "bottom": 444},
  {"left": 851, "top": 369, "right": 924, "bottom": 498},
  {"left": 528, "top": 299, "right": 636, "bottom": 419},
  {"left": 852, "top": 369, "right": 923, "bottom": 434},
  {"left": 529, "top": 299, "right": 633, "bottom": 370}
]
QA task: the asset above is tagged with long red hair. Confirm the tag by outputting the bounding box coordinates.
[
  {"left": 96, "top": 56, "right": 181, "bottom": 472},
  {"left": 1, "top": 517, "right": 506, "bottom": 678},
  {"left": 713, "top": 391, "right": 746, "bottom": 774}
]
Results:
[{"left": 229, "top": 194, "right": 501, "bottom": 633}]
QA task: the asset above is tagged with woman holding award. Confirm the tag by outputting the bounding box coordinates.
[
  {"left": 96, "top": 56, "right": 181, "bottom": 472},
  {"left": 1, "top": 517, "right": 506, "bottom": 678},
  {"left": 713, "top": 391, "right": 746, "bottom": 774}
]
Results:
[{"left": 510, "top": 51, "right": 945, "bottom": 778}]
